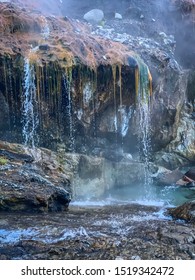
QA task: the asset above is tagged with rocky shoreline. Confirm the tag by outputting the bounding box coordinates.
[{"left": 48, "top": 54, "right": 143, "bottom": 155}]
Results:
[{"left": 0, "top": 204, "right": 195, "bottom": 260}]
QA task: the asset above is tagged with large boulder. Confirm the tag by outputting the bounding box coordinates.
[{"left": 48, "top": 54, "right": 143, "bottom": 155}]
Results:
[
  {"left": 154, "top": 168, "right": 183, "bottom": 186},
  {"left": 169, "top": 200, "right": 195, "bottom": 223},
  {"left": 83, "top": 9, "right": 104, "bottom": 24},
  {"left": 0, "top": 141, "right": 71, "bottom": 212},
  {"left": 0, "top": 173, "right": 71, "bottom": 212}
]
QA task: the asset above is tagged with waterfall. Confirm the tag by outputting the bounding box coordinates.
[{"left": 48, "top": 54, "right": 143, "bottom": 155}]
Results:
[
  {"left": 63, "top": 73, "right": 75, "bottom": 152},
  {"left": 22, "top": 58, "right": 39, "bottom": 148},
  {"left": 135, "top": 62, "right": 152, "bottom": 187}
]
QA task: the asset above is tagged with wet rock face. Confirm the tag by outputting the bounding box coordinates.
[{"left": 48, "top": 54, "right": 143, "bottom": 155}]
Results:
[
  {"left": 70, "top": 154, "right": 147, "bottom": 200},
  {"left": 0, "top": 141, "right": 71, "bottom": 212},
  {"left": 0, "top": 140, "right": 153, "bottom": 208},
  {"left": 173, "top": 0, "right": 195, "bottom": 68},
  {"left": 0, "top": 2, "right": 152, "bottom": 155},
  {"left": 0, "top": 174, "right": 70, "bottom": 212},
  {"left": 0, "top": 91, "right": 9, "bottom": 131}
]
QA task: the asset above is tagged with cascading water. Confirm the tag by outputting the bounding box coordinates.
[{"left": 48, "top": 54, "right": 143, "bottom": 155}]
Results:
[
  {"left": 112, "top": 66, "right": 119, "bottom": 150},
  {"left": 135, "top": 61, "right": 152, "bottom": 189},
  {"left": 119, "top": 105, "right": 133, "bottom": 139},
  {"left": 63, "top": 72, "right": 75, "bottom": 152},
  {"left": 22, "top": 58, "right": 39, "bottom": 148}
]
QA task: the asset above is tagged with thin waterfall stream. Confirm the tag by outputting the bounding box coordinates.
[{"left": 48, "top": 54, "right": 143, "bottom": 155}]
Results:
[
  {"left": 63, "top": 72, "right": 75, "bottom": 152},
  {"left": 22, "top": 58, "right": 39, "bottom": 148},
  {"left": 136, "top": 63, "right": 153, "bottom": 199}
]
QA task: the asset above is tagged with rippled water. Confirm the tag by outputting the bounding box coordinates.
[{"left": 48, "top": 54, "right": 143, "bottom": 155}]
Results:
[
  {"left": 0, "top": 183, "right": 194, "bottom": 251},
  {"left": 0, "top": 204, "right": 166, "bottom": 246}
]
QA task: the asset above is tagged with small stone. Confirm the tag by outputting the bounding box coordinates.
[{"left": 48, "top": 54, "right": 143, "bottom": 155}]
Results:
[
  {"left": 152, "top": 18, "right": 156, "bottom": 22},
  {"left": 103, "top": 55, "right": 107, "bottom": 60},
  {"left": 131, "top": 255, "right": 141, "bottom": 260},
  {"left": 123, "top": 153, "right": 133, "bottom": 160},
  {"left": 115, "top": 13, "right": 122, "bottom": 20},
  {"left": 115, "top": 256, "right": 124, "bottom": 260},
  {"left": 39, "top": 44, "right": 50, "bottom": 51},
  {"left": 159, "top": 32, "right": 167, "bottom": 38},
  {"left": 140, "top": 14, "right": 144, "bottom": 19}
]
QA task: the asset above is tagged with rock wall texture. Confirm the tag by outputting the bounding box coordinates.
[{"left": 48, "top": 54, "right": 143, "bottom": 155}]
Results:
[
  {"left": 0, "top": 2, "right": 152, "bottom": 156},
  {"left": 0, "top": 0, "right": 194, "bottom": 169}
]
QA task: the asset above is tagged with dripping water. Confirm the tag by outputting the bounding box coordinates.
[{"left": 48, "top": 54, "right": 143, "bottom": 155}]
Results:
[
  {"left": 119, "top": 106, "right": 132, "bottom": 138},
  {"left": 63, "top": 73, "right": 75, "bottom": 152},
  {"left": 136, "top": 63, "right": 152, "bottom": 190},
  {"left": 112, "top": 66, "right": 118, "bottom": 146},
  {"left": 22, "top": 58, "right": 39, "bottom": 148}
]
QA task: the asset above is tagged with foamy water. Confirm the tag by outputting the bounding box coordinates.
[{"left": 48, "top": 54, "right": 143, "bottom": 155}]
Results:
[
  {"left": 71, "top": 182, "right": 193, "bottom": 208},
  {"left": 0, "top": 183, "right": 193, "bottom": 246}
]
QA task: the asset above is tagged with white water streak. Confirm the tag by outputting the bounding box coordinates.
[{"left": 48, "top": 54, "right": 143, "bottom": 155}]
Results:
[
  {"left": 22, "top": 58, "right": 39, "bottom": 148},
  {"left": 137, "top": 66, "right": 151, "bottom": 188},
  {"left": 63, "top": 74, "right": 75, "bottom": 152}
]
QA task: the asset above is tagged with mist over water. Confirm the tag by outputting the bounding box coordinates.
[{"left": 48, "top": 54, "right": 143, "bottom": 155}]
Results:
[{"left": 72, "top": 182, "right": 195, "bottom": 208}]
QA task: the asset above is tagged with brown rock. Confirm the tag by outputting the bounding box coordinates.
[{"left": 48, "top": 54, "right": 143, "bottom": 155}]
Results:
[
  {"left": 0, "top": 141, "right": 71, "bottom": 212},
  {"left": 169, "top": 200, "right": 195, "bottom": 223},
  {"left": 185, "top": 167, "right": 195, "bottom": 181},
  {"left": 155, "top": 169, "right": 183, "bottom": 186}
]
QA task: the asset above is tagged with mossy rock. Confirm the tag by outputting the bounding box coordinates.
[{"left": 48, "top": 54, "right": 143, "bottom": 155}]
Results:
[{"left": 0, "top": 157, "right": 8, "bottom": 165}]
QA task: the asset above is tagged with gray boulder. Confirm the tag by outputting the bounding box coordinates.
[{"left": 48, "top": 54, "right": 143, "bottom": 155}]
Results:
[
  {"left": 83, "top": 9, "right": 104, "bottom": 24},
  {"left": 154, "top": 168, "right": 183, "bottom": 186}
]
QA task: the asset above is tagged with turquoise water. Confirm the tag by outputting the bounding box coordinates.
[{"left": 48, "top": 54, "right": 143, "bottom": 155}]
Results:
[
  {"left": 108, "top": 184, "right": 195, "bottom": 207},
  {"left": 72, "top": 184, "right": 195, "bottom": 207}
]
